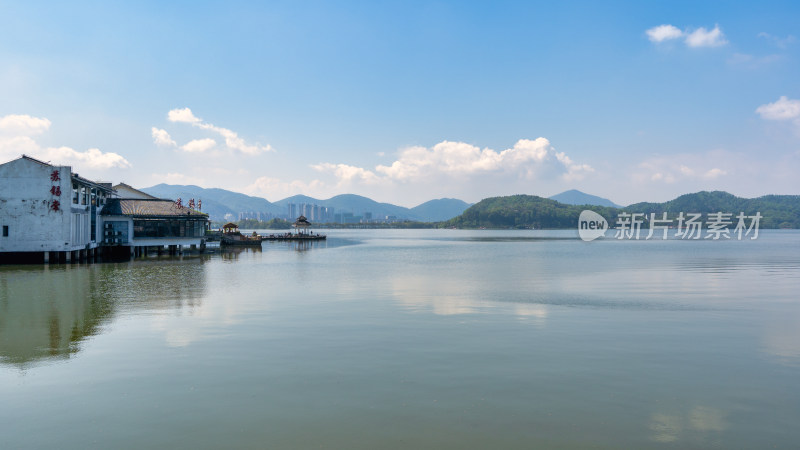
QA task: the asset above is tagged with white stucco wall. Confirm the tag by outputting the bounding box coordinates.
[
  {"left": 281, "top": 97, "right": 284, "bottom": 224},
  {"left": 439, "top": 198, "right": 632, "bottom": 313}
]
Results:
[
  {"left": 0, "top": 157, "right": 107, "bottom": 253},
  {"left": 0, "top": 158, "right": 74, "bottom": 252}
]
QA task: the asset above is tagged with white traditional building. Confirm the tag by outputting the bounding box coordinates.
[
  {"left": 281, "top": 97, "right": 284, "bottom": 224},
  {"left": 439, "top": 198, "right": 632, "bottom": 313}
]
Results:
[
  {"left": 0, "top": 155, "right": 210, "bottom": 264},
  {"left": 0, "top": 155, "right": 114, "bottom": 263}
]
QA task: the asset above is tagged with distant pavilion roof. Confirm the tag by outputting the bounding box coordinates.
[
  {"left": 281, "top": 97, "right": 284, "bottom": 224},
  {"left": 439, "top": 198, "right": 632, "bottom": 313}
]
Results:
[
  {"left": 101, "top": 199, "right": 208, "bottom": 219},
  {"left": 293, "top": 215, "right": 312, "bottom": 228}
]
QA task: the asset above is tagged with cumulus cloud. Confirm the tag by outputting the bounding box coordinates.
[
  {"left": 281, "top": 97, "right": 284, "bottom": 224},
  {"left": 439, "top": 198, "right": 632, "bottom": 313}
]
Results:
[
  {"left": 685, "top": 25, "right": 728, "bottom": 48},
  {"left": 0, "top": 113, "right": 131, "bottom": 170},
  {"left": 755, "top": 96, "right": 800, "bottom": 120},
  {"left": 181, "top": 138, "right": 216, "bottom": 153},
  {"left": 0, "top": 114, "right": 52, "bottom": 136},
  {"left": 151, "top": 127, "right": 177, "bottom": 147},
  {"left": 0, "top": 135, "right": 39, "bottom": 155},
  {"left": 646, "top": 24, "right": 683, "bottom": 42},
  {"left": 47, "top": 147, "right": 132, "bottom": 169},
  {"left": 646, "top": 24, "right": 727, "bottom": 48},
  {"left": 167, "top": 107, "right": 201, "bottom": 124},
  {"left": 312, "top": 163, "right": 382, "bottom": 184},
  {"left": 163, "top": 107, "right": 273, "bottom": 155},
  {"left": 314, "top": 138, "right": 592, "bottom": 187}
]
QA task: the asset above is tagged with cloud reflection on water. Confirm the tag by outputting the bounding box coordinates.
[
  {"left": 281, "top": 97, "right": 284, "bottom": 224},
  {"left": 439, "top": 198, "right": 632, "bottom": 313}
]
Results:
[
  {"left": 649, "top": 405, "right": 728, "bottom": 443},
  {"left": 388, "top": 272, "right": 548, "bottom": 322}
]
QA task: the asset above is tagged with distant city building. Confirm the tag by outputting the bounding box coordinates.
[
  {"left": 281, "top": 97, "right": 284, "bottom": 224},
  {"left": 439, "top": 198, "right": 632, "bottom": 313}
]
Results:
[
  {"left": 238, "top": 211, "right": 272, "bottom": 221},
  {"left": 286, "top": 203, "right": 334, "bottom": 223}
]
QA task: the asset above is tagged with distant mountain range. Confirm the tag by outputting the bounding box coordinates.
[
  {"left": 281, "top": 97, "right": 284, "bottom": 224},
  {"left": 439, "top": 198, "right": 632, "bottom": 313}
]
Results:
[
  {"left": 140, "top": 185, "right": 797, "bottom": 229},
  {"left": 142, "top": 184, "right": 285, "bottom": 220},
  {"left": 141, "top": 184, "right": 472, "bottom": 222},
  {"left": 447, "top": 191, "right": 800, "bottom": 229},
  {"left": 411, "top": 198, "right": 473, "bottom": 222},
  {"left": 549, "top": 189, "right": 621, "bottom": 208}
]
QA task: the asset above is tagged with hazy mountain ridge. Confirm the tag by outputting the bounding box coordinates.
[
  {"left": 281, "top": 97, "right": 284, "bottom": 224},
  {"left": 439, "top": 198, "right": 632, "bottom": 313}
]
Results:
[
  {"left": 273, "top": 194, "right": 415, "bottom": 220},
  {"left": 140, "top": 185, "right": 797, "bottom": 228},
  {"left": 142, "top": 184, "right": 284, "bottom": 221},
  {"left": 411, "top": 198, "right": 473, "bottom": 222},
  {"left": 447, "top": 191, "right": 800, "bottom": 229},
  {"left": 446, "top": 195, "right": 617, "bottom": 229},
  {"left": 549, "top": 189, "right": 620, "bottom": 208},
  {"left": 626, "top": 191, "right": 800, "bottom": 228},
  {"left": 141, "top": 185, "right": 472, "bottom": 222}
]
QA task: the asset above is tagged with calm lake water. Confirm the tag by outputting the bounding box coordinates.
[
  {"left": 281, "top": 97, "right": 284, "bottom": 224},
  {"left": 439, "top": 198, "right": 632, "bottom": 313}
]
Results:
[{"left": 1, "top": 229, "right": 799, "bottom": 449}]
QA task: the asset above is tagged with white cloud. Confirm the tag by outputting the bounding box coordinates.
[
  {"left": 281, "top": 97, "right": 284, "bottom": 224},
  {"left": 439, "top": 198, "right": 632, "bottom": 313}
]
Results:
[
  {"left": 164, "top": 107, "right": 273, "bottom": 155},
  {"left": 555, "top": 151, "right": 594, "bottom": 181},
  {"left": 151, "top": 127, "right": 177, "bottom": 147},
  {"left": 685, "top": 25, "right": 728, "bottom": 48},
  {"left": 181, "top": 138, "right": 216, "bottom": 153},
  {"left": 755, "top": 96, "right": 800, "bottom": 120},
  {"left": 0, "top": 114, "right": 51, "bottom": 136},
  {"left": 0, "top": 113, "right": 131, "bottom": 170},
  {"left": 310, "top": 139, "right": 593, "bottom": 196},
  {"left": 646, "top": 24, "right": 728, "bottom": 48},
  {"left": 45, "top": 147, "right": 132, "bottom": 169},
  {"left": 167, "top": 107, "right": 201, "bottom": 124},
  {"left": 312, "top": 162, "right": 382, "bottom": 184},
  {"left": 646, "top": 24, "right": 683, "bottom": 42},
  {"left": 0, "top": 135, "right": 39, "bottom": 156},
  {"left": 364, "top": 138, "right": 591, "bottom": 182},
  {"left": 197, "top": 122, "right": 272, "bottom": 155}
]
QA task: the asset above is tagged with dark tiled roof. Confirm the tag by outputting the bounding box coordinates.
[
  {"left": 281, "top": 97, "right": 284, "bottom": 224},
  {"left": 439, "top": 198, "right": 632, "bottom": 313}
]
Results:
[{"left": 102, "top": 199, "right": 208, "bottom": 218}]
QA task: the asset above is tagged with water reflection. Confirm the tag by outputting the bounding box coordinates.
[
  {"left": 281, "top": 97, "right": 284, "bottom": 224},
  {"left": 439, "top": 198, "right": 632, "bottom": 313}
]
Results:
[
  {"left": 761, "top": 311, "right": 800, "bottom": 363},
  {"left": 261, "top": 238, "right": 356, "bottom": 252},
  {"left": 0, "top": 258, "right": 208, "bottom": 368},
  {"left": 649, "top": 405, "right": 728, "bottom": 443},
  {"left": 388, "top": 272, "right": 549, "bottom": 322},
  {"left": 0, "top": 266, "right": 110, "bottom": 367},
  {"left": 220, "top": 246, "right": 262, "bottom": 261}
]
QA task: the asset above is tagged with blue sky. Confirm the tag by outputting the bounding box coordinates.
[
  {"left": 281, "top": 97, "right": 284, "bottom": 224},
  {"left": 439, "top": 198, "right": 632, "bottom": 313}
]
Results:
[{"left": 1, "top": 0, "right": 799, "bottom": 206}]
